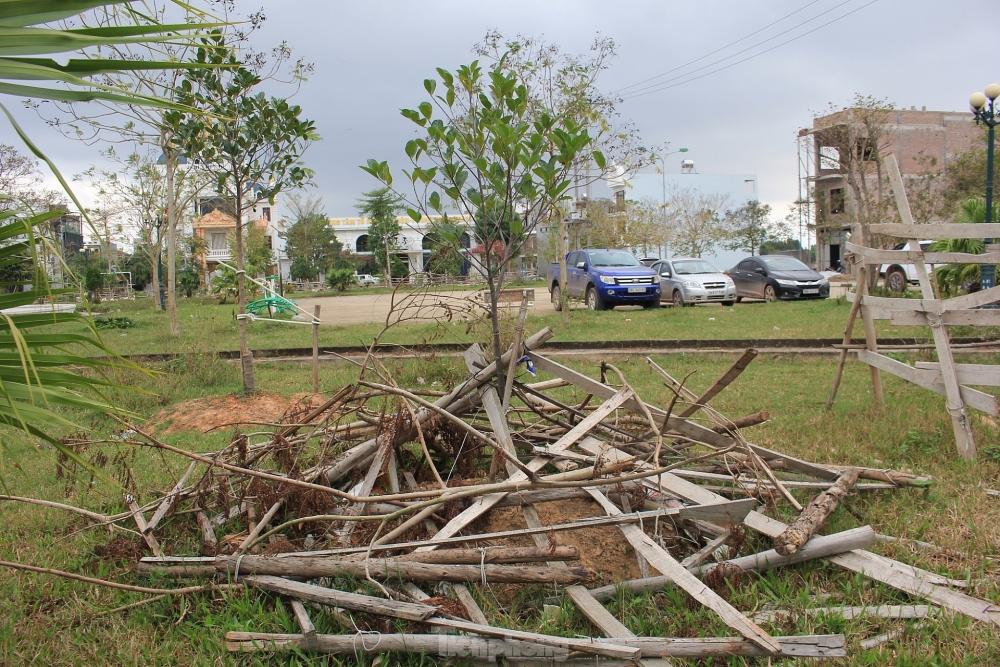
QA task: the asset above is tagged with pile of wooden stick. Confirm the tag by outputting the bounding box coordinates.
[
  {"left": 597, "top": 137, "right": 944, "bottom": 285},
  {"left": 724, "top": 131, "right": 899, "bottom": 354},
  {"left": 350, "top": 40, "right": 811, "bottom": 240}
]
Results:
[{"left": 18, "top": 325, "right": 999, "bottom": 663}]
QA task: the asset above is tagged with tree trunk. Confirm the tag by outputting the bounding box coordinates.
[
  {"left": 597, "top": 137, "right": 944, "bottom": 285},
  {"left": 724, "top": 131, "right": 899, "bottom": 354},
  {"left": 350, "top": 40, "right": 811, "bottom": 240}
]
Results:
[
  {"left": 234, "top": 180, "right": 255, "bottom": 393},
  {"left": 557, "top": 214, "right": 569, "bottom": 325},
  {"left": 165, "top": 147, "right": 180, "bottom": 336}
]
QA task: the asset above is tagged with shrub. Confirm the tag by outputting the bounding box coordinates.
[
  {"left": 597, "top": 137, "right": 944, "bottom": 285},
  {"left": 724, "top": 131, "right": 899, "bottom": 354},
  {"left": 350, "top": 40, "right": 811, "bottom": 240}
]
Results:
[
  {"left": 326, "top": 267, "right": 357, "bottom": 291},
  {"left": 94, "top": 316, "right": 136, "bottom": 330},
  {"left": 178, "top": 266, "right": 201, "bottom": 297}
]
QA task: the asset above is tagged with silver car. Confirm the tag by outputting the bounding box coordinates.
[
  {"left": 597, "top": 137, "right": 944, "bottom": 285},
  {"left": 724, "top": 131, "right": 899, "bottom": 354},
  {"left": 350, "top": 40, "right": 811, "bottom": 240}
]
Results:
[{"left": 652, "top": 257, "right": 736, "bottom": 307}]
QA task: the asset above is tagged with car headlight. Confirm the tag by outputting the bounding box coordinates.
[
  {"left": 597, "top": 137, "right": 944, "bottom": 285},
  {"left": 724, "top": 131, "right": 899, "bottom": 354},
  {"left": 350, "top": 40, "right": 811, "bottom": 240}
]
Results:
[
  {"left": 819, "top": 278, "right": 829, "bottom": 286},
  {"left": 598, "top": 275, "right": 615, "bottom": 285},
  {"left": 726, "top": 279, "right": 735, "bottom": 288},
  {"left": 775, "top": 279, "right": 796, "bottom": 286},
  {"left": 652, "top": 274, "right": 660, "bottom": 283},
  {"left": 682, "top": 280, "right": 699, "bottom": 288}
]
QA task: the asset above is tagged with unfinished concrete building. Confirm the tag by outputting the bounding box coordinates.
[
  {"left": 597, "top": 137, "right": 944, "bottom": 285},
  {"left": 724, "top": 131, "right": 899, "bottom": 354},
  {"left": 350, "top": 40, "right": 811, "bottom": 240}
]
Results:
[{"left": 801, "top": 107, "right": 980, "bottom": 273}]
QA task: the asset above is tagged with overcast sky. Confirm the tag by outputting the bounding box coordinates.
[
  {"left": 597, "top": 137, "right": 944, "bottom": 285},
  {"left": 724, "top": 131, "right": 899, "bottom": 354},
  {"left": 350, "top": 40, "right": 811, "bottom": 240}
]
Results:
[{"left": 7, "top": 0, "right": 998, "bottom": 240}]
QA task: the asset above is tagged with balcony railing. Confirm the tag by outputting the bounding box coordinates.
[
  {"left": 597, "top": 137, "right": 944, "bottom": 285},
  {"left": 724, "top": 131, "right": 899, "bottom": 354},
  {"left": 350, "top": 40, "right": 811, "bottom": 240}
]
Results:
[{"left": 206, "top": 248, "right": 231, "bottom": 261}]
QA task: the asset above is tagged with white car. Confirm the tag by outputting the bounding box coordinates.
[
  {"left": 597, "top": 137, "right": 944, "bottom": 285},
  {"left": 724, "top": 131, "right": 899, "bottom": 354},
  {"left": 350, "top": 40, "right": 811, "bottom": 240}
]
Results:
[
  {"left": 356, "top": 274, "right": 381, "bottom": 287},
  {"left": 879, "top": 241, "right": 936, "bottom": 292}
]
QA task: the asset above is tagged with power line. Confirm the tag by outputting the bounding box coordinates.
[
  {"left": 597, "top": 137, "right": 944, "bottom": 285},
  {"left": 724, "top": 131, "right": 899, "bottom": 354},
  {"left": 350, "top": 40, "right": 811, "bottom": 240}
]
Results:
[
  {"left": 618, "top": 0, "right": 857, "bottom": 99},
  {"left": 621, "top": 0, "right": 880, "bottom": 100},
  {"left": 612, "top": 0, "right": 825, "bottom": 95}
]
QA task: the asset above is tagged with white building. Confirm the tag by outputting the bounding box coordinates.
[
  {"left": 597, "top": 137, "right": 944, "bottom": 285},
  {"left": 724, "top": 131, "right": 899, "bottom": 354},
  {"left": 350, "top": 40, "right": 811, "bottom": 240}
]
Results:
[{"left": 328, "top": 217, "right": 472, "bottom": 276}]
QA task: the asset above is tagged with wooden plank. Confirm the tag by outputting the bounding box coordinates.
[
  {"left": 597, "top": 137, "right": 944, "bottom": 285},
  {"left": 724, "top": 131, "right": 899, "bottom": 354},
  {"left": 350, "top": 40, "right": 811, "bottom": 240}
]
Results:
[
  {"left": 742, "top": 512, "right": 1000, "bottom": 626},
  {"left": 753, "top": 604, "right": 934, "bottom": 623},
  {"left": 845, "top": 241, "right": 1000, "bottom": 265},
  {"left": 858, "top": 259, "right": 885, "bottom": 404},
  {"left": 886, "top": 151, "right": 978, "bottom": 460},
  {"left": 425, "top": 617, "right": 641, "bottom": 661},
  {"left": 585, "top": 489, "right": 781, "bottom": 654},
  {"left": 289, "top": 599, "right": 318, "bottom": 650},
  {"left": 145, "top": 461, "right": 197, "bottom": 534},
  {"left": 127, "top": 496, "right": 163, "bottom": 558},
  {"left": 465, "top": 345, "right": 519, "bottom": 478},
  {"left": 245, "top": 575, "right": 438, "bottom": 621},
  {"left": 891, "top": 309, "right": 1000, "bottom": 327},
  {"left": 225, "top": 631, "right": 846, "bottom": 658},
  {"left": 913, "top": 361, "right": 1000, "bottom": 386},
  {"left": 859, "top": 283, "right": 1000, "bottom": 314},
  {"left": 451, "top": 584, "right": 489, "bottom": 626},
  {"left": 195, "top": 511, "right": 217, "bottom": 548},
  {"left": 414, "top": 385, "right": 634, "bottom": 551},
  {"left": 527, "top": 352, "right": 733, "bottom": 448},
  {"left": 857, "top": 350, "right": 998, "bottom": 415},
  {"left": 870, "top": 222, "right": 1000, "bottom": 239},
  {"left": 586, "top": 526, "right": 876, "bottom": 603}
]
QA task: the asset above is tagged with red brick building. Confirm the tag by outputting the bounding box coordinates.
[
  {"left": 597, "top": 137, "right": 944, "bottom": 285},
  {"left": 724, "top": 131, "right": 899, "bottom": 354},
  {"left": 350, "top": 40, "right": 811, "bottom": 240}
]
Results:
[{"left": 807, "top": 107, "right": 979, "bottom": 271}]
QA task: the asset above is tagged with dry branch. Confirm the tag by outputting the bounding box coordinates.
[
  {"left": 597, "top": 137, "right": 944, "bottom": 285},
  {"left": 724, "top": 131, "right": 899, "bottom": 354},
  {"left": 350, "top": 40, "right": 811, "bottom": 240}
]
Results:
[{"left": 774, "top": 468, "right": 860, "bottom": 556}]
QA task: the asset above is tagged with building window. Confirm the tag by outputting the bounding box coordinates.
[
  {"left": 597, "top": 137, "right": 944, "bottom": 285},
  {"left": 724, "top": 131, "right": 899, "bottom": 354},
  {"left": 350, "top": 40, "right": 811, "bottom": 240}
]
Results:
[
  {"left": 744, "top": 179, "right": 755, "bottom": 194},
  {"left": 830, "top": 188, "right": 845, "bottom": 215},
  {"left": 356, "top": 234, "right": 369, "bottom": 253},
  {"left": 819, "top": 146, "right": 840, "bottom": 170},
  {"left": 614, "top": 190, "right": 625, "bottom": 205},
  {"left": 856, "top": 139, "right": 876, "bottom": 161},
  {"left": 262, "top": 207, "right": 271, "bottom": 222}
]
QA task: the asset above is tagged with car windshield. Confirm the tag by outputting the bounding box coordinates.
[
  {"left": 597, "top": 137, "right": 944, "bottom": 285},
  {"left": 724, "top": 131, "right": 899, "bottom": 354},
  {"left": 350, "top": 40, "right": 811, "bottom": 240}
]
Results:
[
  {"left": 760, "top": 256, "right": 810, "bottom": 271},
  {"left": 672, "top": 259, "right": 720, "bottom": 275},
  {"left": 588, "top": 251, "right": 640, "bottom": 267}
]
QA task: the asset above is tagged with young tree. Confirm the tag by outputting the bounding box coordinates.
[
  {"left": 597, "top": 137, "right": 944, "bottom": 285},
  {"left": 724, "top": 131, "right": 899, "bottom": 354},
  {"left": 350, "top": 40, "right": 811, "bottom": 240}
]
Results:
[
  {"left": 723, "top": 200, "right": 773, "bottom": 256},
  {"left": 582, "top": 197, "right": 662, "bottom": 254},
  {"left": 357, "top": 188, "right": 404, "bottom": 284},
  {"left": 181, "top": 34, "right": 317, "bottom": 393},
  {"left": 664, "top": 185, "right": 731, "bottom": 258},
  {"left": 280, "top": 195, "right": 343, "bottom": 281},
  {"left": 363, "top": 40, "right": 635, "bottom": 366}
]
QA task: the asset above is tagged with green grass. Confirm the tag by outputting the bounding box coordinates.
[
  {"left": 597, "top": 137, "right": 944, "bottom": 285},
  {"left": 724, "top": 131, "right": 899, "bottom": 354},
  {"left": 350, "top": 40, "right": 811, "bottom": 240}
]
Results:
[
  {"left": 52, "top": 294, "right": 957, "bottom": 358},
  {"left": 1, "top": 348, "right": 999, "bottom": 665}
]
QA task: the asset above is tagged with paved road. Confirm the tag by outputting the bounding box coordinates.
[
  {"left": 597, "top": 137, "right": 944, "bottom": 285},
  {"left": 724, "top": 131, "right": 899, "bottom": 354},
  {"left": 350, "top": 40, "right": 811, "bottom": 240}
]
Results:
[{"left": 293, "top": 282, "right": 853, "bottom": 326}]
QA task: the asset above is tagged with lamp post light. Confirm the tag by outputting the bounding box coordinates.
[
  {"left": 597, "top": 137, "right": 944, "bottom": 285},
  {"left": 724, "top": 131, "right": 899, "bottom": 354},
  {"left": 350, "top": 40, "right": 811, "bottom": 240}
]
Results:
[{"left": 970, "top": 83, "right": 1000, "bottom": 290}]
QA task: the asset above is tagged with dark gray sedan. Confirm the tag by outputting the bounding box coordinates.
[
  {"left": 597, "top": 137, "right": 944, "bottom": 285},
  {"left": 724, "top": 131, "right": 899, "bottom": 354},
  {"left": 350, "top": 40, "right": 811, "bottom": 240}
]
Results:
[{"left": 727, "top": 255, "right": 830, "bottom": 302}]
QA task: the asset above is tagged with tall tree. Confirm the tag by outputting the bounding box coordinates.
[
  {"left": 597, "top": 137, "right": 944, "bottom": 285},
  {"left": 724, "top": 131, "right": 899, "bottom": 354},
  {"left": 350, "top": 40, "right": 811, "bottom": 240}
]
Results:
[
  {"left": 723, "top": 200, "right": 773, "bottom": 256},
  {"left": 180, "top": 33, "right": 317, "bottom": 393},
  {"left": 664, "top": 185, "right": 731, "bottom": 258},
  {"left": 357, "top": 188, "right": 404, "bottom": 284},
  {"left": 280, "top": 195, "right": 343, "bottom": 281},
  {"left": 31, "top": 1, "right": 241, "bottom": 335}
]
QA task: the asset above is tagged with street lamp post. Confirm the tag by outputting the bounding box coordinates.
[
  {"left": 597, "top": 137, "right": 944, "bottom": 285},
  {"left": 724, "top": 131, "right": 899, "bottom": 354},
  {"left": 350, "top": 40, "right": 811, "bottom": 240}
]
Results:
[
  {"left": 970, "top": 83, "right": 1000, "bottom": 290},
  {"left": 642, "top": 147, "right": 689, "bottom": 259}
]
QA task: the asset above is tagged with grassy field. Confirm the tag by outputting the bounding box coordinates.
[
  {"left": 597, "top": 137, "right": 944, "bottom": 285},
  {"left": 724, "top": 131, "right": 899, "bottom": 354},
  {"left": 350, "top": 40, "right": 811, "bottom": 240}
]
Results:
[
  {"left": 56, "top": 292, "right": 960, "bottom": 358},
  {"left": 0, "top": 342, "right": 998, "bottom": 665}
]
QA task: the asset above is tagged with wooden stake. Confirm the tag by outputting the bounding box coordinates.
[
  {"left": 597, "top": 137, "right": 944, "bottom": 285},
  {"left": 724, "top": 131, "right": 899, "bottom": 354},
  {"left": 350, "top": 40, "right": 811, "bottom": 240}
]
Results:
[{"left": 311, "top": 305, "right": 320, "bottom": 393}]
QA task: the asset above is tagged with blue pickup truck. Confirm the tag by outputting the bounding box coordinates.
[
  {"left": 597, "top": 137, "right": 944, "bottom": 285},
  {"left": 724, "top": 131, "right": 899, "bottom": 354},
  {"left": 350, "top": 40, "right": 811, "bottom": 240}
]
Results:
[{"left": 548, "top": 249, "right": 660, "bottom": 311}]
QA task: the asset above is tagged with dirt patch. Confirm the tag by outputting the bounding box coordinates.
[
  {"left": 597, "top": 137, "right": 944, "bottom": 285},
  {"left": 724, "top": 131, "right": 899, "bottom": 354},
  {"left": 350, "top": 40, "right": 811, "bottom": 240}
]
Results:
[
  {"left": 477, "top": 499, "right": 644, "bottom": 585},
  {"left": 148, "top": 392, "right": 324, "bottom": 434}
]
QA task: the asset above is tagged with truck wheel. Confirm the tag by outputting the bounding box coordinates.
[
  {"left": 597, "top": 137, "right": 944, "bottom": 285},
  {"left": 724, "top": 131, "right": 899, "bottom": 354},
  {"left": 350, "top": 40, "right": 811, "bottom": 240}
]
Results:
[
  {"left": 586, "top": 286, "right": 605, "bottom": 311},
  {"left": 671, "top": 290, "right": 684, "bottom": 308},
  {"left": 885, "top": 268, "right": 907, "bottom": 293},
  {"left": 551, "top": 284, "right": 562, "bottom": 312}
]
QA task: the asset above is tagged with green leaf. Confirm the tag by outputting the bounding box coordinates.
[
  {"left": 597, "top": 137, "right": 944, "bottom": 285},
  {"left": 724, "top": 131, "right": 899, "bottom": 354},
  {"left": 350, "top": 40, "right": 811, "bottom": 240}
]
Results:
[
  {"left": 592, "top": 150, "right": 606, "bottom": 170},
  {"left": 418, "top": 101, "right": 432, "bottom": 120},
  {"left": 407, "top": 207, "right": 422, "bottom": 223},
  {"left": 423, "top": 78, "right": 436, "bottom": 95}
]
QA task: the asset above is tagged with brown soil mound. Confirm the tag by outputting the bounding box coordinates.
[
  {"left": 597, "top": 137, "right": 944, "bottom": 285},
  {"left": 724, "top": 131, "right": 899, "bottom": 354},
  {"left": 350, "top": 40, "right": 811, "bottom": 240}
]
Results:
[
  {"left": 148, "top": 392, "right": 323, "bottom": 434},
  {"left": 478, "top": 499, "right": 642, "bottom": 585}
]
